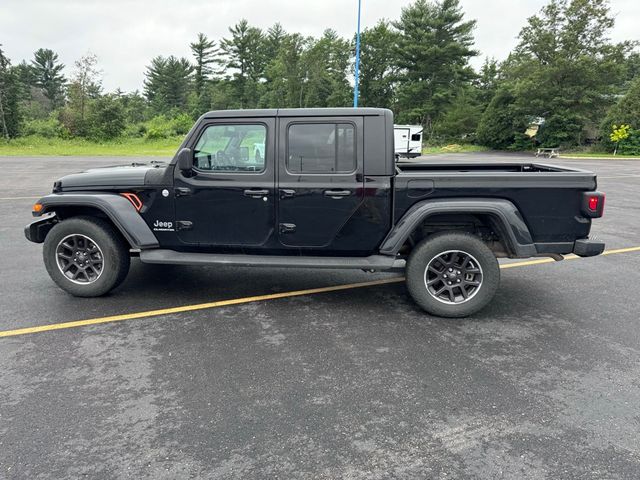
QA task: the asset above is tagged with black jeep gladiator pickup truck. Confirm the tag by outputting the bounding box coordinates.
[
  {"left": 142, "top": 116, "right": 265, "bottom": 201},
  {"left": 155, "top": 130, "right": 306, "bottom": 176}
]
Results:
[{"left": 25, "top": 108, "right": 605, "bottom": 317}]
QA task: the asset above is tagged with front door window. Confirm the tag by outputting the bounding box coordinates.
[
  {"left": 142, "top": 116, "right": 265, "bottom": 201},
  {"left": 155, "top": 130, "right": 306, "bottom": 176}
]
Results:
[{"left": 194, "top": 124, "right": 266, "bottom": 173}]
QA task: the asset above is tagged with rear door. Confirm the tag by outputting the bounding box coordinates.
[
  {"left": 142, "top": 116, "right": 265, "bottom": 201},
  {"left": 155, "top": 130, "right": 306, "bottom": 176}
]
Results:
[{"left": 277, "top": 116, "right": 364, "bottom": 248}]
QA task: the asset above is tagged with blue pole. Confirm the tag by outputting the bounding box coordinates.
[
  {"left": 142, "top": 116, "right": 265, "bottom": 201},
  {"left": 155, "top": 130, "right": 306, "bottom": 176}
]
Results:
[{"left": 353, "top": 0, "right": 362, "bottom": 108}]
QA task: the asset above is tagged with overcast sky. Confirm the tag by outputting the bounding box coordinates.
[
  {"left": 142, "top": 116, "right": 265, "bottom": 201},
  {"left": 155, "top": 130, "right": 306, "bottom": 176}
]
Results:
[{"left": 1, "top": 0, "right": 638, "bottom": 92}]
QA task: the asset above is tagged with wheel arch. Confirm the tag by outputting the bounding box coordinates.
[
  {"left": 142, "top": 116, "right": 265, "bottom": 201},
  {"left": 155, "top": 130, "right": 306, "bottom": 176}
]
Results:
[
  {"left": 380, "top": 198, "right": 537, "bottom": 258},
  {"left": 33, "top": 193, "right": 159, "bottom": 249}
]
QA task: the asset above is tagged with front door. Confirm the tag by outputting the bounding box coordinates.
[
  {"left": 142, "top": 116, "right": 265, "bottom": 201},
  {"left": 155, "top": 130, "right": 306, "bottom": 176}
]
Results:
[
  {"left": 174, "top": 119, "right": 275, "bottom": 247},
  {"left": 277, "top": 117, "right": 364, "bottom": 248}
]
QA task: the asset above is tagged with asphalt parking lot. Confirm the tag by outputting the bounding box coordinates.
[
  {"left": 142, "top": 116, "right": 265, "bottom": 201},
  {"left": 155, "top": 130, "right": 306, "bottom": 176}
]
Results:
[{"left": 1, "top": 152, "right": 639, "bottom": 479}]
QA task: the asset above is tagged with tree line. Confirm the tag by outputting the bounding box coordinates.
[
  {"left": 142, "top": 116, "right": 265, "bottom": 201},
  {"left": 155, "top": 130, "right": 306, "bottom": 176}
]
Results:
[{"left": 1, "top": 0, "right": 639, "bottom": 153}]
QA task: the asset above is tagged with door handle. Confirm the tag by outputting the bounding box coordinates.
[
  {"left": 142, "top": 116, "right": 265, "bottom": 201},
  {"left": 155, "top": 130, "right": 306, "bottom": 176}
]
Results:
[
  {"left": 244, "top": 189, "right": 269, "bottom": 198},
  {"left": 323, "top": 189, "right": 351, "bottom": 198},
  {"left": 280, "top": 189, "right": 296, "bottom": 198}
]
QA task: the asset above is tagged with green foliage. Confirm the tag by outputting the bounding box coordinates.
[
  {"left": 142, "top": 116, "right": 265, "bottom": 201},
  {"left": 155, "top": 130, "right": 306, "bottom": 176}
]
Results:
[
  {"left": 0, "top": 136, "right": 182, "bottom": 156},
  {"left": 393, "top": 0, "right": 477, "bottom": 132},
  {"left": 488, "top": 0, "right": 631, "bottom": 148},
  {"left": 301, "top": 29, "right": 352, "bottom": 108},
  {"left": 87, "top": 95, "right": 126, "bottom": 139},
  {"left": 143, "top": 114, "right": 193, "bottom": 139},
  {"left": 0, "top": 46, "right": 22, "bottom": 138},
  {"left": 144, "top": 56, "right": 193, "bottom": 114},
  {"left": 171, "top": 113, "right": 194, "bottom": 135},
  {"left": 260, "top": 33, "right": 306, "bottom": 108},
  {"left": 117, "top": 90, "right": 150, "bottom": 125},
  {"left": 600, "top": 77, "right": 640, "bottom": 151},
  {"left": 615, "top": 129, "right": 640, "bottom": 155},
  {"left": 476, "top": 88, "right": 529, "bottom": 149},
  {"left": 60, "top": 53, "right": 103, "bottom": 137},
  {"left": 143, "top": 115, "right": 173, "bottom": 139},
  {"left": 433, "top": 88, "right": 483, "bottom": 141},
  {"left": 30, "top": 48, "right": 66, "bottom": 109},
  {"left": 536, "top": 113, "right": 584, "bottom": 147},
  {"left": 190, "top": 32, "right": 219, "bottom": 99},
  {"left": 221, "top": 19, "right": 267, "bottom": 108},
  {"left": 357, "top": 21, "right": 398, "bottom": 109},
  {"left": 475, "top": 58, "right": 500, "bottom": 107},
  {"left": 21, "top": 115, "right": 67, "bottom": 138}
]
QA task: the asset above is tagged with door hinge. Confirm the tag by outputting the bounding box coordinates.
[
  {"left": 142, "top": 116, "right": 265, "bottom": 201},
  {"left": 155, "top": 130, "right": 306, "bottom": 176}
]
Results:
[
  {"left": 175, "top": 187, "right": 192, "bottom": 197},
  {"left": 279, "top": 223, "right": 296, "bottom": 234},
  {"left": 176, "top": 220, "right": 193, "bottom": 231}
]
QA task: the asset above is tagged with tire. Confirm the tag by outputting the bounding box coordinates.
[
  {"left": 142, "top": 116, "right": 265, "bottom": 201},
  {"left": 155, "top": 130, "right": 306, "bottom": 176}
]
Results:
[
  {"left": 406, "top": 232, "right": 500, "bottom": 318},
  {"left": 43, "top": 216, "right": 130, "bottom": 297}
]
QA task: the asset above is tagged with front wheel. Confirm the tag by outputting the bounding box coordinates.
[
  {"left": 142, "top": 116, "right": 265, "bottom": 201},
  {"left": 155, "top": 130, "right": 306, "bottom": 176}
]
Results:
[
  {"left": 406, "top": 232, "right": 500, "bottom": 318},
  {"left": 43, "top": 216, "right": 130, "bottom": 297}
]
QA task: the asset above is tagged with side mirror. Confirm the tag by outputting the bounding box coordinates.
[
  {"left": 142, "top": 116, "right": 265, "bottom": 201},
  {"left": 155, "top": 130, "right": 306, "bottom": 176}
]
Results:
[{"left": 177, "top": 147, "right": 193, "bottom": 173}]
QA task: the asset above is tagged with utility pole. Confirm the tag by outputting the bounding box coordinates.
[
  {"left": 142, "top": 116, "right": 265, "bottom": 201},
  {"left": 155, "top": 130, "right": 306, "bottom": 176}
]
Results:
[{"left": 353, "top": 0, "right": 362, "bottom": 108}]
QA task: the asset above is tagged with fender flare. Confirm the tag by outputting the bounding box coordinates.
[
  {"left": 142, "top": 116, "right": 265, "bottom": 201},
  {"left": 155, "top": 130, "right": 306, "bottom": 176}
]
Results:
[
  {"left": 379, "top": 198, "right": 537, "bottom": 257},
  {"left": 33, "top": 193, "right": 159, "bottom": 249}
]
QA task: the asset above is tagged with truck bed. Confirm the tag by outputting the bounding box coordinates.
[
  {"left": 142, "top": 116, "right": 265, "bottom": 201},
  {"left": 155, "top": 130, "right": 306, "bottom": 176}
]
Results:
[
  {"left": 396, "top": 161, "right": 589, "bottom": 174},
  {"left": 393, "top": 162, "right": 598, "bottom": 245}
]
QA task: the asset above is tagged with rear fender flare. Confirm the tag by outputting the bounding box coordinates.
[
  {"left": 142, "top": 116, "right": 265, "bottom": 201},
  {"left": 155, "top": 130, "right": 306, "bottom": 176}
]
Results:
[
  {"left": 379, "top": 198, "right": 536, "bottom": 257},
  {"left": 34, "top": 193, "right": 159, "bottom": 249}
]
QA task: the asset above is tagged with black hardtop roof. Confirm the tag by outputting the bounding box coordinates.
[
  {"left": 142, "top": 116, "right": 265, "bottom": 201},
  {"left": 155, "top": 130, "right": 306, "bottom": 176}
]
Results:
[{"left": 202, "top": 107, "right": 391, "bottom": 119}]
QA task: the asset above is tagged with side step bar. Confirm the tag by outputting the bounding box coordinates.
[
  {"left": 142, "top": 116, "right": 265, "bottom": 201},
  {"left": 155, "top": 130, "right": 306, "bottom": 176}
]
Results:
[{"left": 140, "top": 249, "right": 405, "bottom": 272}]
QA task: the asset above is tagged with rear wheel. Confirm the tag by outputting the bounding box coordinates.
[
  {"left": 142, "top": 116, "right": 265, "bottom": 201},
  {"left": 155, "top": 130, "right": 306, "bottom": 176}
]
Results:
[
  {"left": 43, "top": 216, "right": 130, "bottom": 297},
  {"left": 406, "top": 232, "right": 500, "bottom": 317}
]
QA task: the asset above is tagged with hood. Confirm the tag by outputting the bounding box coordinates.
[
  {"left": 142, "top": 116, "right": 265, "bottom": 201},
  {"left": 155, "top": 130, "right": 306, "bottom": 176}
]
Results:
[{"left": 55, "top": 162, "right": 168, "bottom": 191}]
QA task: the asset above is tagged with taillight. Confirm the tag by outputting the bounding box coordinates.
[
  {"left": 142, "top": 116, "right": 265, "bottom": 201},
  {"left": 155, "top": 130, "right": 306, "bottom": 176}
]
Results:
[
  {"left": 121, "top": 192, "right": 143, "bottom": 212},
  {"left": 582, "top": 191, "right": 605, "bottom": 218}
]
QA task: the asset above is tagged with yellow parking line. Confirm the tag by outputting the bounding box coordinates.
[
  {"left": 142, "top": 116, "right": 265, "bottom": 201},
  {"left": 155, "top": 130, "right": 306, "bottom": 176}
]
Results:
[
  {"left": 500, "top": 246, "right": 640, "bottom": 269},
  {"left": 500, "top": 258, "right": 558, "bottom": 269},
  {"left": 0, "top": 196, "right": 41, "bottom": 200},
  {"left": 600, "top": 246, "right": 640, "bottom": 255},
  {"left": 1, "top": 245, "right": 639, "bottom": 339},
  {"left": 0, "top": 278, "right": 404, "bottom": 338}
]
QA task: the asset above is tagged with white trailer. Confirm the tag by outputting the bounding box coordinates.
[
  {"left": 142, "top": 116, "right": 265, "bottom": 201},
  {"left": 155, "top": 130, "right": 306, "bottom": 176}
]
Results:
[{"left": 394, "top": 125, "right": 423, "bottom": 158}]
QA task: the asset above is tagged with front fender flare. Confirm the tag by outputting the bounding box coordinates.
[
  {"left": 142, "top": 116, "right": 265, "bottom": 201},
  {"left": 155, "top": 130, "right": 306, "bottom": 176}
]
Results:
[
  {"left": 379, "top": 198, "right": 537, "bottom": 257},
  {"left": 33, "top": 193, "right": 159, "bottom": 249}
]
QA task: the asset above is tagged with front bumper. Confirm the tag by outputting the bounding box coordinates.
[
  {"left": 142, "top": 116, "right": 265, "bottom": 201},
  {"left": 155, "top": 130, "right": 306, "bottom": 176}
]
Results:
[
  {"left": 24, "top": 214, "right": 57, "bottom": 243},
  {"left": 573, "top": 238, "right": 605, "bottom": 257}
]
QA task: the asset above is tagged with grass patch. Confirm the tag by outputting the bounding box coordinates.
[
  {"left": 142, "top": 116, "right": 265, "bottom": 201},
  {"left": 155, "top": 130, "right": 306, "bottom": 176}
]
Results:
[
  {"left": 422, "top": 144, "right": 489, "bottom": 155},
  {"left": 560, "top": 151, "right": 640, "bottom": 159},
  {"left": 0, "top": 136, "right": 182, "bottom": 156}
]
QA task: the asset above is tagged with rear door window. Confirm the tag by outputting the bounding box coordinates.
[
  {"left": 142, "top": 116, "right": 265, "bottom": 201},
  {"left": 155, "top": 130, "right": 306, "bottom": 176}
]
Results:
[{"left": 287, "top": 123, "right": 355, "bottom": 174}]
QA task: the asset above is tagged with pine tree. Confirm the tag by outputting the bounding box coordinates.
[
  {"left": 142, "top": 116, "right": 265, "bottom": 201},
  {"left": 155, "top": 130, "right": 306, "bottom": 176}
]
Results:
[
  {"left": 260, "top": 33, "right": 307, "bottom": 108},
  {"left": 357, "top": 21, "right": 398, "bottom": 109},
  {"left": 393, "top": 0, "right": 477, "bottom": 132},
  {"left": 30, "top": 48, "right": 66, "bottom": 109},
  {"left": 301, "top": 29, "right": 352, "bottom": 108},
  {"left": 220, "top": 19, "right": 266, "bottom": 108},
  {"left": 264, "top": 23, "right": 287, "bottom": 60},
  {"left": 143, "top": 56, "right": 193, "bottom": 114},
  {"left": 190, "top": 33, "right": 218, "bottom": 97}
]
